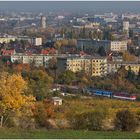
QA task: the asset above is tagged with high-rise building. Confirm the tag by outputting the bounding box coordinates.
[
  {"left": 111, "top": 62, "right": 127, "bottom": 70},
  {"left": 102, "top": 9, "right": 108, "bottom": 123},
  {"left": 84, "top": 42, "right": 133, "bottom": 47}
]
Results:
[
  {"left": 41, "top": 16, "right": 46, "bottom": 29},
  {"left": 123, "top": 21, "right": 129, "bottom": 37},
  {"left": 123, "top": 21, "right": 129, "bottom": 31}
]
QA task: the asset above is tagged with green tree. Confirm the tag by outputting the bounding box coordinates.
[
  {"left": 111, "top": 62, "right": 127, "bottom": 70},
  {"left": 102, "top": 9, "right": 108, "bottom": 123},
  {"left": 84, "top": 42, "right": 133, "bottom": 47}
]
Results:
[
  {"left": 22, "top": 70, "right": 53, "bottom": 101},
  {"left": 58, "top": 70, "right": 76, "bottom": 85},
  {"left": 126, "top": 66, "right": 135, "bottom": 82},
  {"left": 97, "top": 46, "right": 106, "bottom": 56}
]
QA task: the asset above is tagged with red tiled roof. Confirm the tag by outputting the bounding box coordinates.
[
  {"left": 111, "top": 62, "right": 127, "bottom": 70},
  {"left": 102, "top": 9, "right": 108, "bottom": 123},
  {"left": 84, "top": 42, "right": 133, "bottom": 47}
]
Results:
[
  {"left": 1, "top": 49, "right": 15, "bottom": 56},
  {"left": 41, "top": 48, "right": 56, "bottom": 55}
]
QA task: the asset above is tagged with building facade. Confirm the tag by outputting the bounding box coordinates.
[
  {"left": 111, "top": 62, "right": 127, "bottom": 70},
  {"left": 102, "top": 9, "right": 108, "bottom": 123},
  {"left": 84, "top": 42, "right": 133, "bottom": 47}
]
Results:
[
  {"left": 11, "top": 54, "right": 54, "bottom": 67},
  {"left": 77, "top": 39, "right": 127, "bottom": 52},
  {"left": 0, "top": 37, "right": 16, "bottom": 44},
  {"left": 57, "top": 56, "right": 107, "bottom": 77},
  {"left": 41, "top": 16, "right": 46, "bottom": 29},
  {"left": 110, "top": 41, "right": 127, "bottom": 52},
  {"left": 108, "top": 61, "right": 140, "bottom": 75},
  {"left": 31, "top": 37, "right": 42, "bottom": 46}
]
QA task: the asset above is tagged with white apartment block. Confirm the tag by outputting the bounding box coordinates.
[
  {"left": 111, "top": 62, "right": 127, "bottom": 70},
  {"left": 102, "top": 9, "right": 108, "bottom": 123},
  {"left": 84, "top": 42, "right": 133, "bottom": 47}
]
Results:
[
  {"left": 123, "top": 21, "right": 129, "bottom": 31},
  {"left": 31, "top": 37, "right": 42, "bottom": 46},
  {"left": 23, "top": 55, "right": 44, "bottom": 67},
  {"left": 11, "top": 54, "right": 54, "bottom": 67},
  {"left": 11, "top": 54, "right": 23, "bottom": 63},
  {"left": 44, "top": 55, "right": 54, "bottom": 68}
]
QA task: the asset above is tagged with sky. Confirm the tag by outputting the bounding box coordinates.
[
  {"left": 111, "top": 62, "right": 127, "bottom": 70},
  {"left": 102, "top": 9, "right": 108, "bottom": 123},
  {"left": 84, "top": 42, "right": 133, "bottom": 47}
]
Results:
[{"left": 0, "top": 1, "right": 140, "bottom": 13}]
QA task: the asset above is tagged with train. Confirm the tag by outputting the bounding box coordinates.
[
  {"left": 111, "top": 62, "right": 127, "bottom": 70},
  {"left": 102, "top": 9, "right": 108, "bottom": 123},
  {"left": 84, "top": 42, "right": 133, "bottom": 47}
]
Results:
[{"left": 83, "top": 87, "right": 137, "bottom": 101}]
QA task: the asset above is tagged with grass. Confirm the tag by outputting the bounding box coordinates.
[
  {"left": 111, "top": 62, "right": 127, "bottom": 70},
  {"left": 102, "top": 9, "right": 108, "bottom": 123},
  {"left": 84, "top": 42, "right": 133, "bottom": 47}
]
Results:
[{"left": 0, "top": 128, "right": 140, "bottom": 139}]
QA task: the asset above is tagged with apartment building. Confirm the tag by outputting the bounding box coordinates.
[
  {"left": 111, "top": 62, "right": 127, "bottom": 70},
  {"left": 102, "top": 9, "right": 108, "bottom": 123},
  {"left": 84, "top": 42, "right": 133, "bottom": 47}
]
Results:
[
  {"left": 31, "top": 37, "right": 42, "bottom": 46},
  {"left": 11, "top": 54, "right": 54, "bottom": 67},
  {"left": 91, "top": 57, "right": 107, "bottom": 76},
  {"left": 11, "top": 54, "right": 23, "bottom": 63},
  {"left": 108, "top": 61, "right": 140, "bottom": 75},
  {"left": 57, "top": 56, "right": 107, "bottom": 77},
  {"left": 0, "top": 37, "right": 16, "bottom": 44},
  {"left": 23, "top": 55, "right": 44, "bottom": 67},
  {"left": 110, "top": 41, "right": 127, "bottom": 52},
  {"left": 77, "top": 39, "right": 110, "bottom": 51},
  {"left": 77, "top": 39, "right": 127, "bottom": 52}
]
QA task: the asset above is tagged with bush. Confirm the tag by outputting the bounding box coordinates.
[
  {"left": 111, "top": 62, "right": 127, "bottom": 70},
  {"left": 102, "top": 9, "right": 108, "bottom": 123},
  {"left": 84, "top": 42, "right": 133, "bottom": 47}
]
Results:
[
  {"left": 33, "top": 102, "right": 54, "bottom": 128},
  {"left": 70, "top": 110, "right": 106, "bottom": 130},
  {"left": 114, "top": 110, "right": 138, "bottom": 131}
]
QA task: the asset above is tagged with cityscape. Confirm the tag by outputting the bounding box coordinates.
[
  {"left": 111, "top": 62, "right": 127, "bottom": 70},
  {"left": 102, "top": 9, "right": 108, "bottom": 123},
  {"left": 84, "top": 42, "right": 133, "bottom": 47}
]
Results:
[{"left": 0, "top": 1, "right": 140, "bottom": 139}]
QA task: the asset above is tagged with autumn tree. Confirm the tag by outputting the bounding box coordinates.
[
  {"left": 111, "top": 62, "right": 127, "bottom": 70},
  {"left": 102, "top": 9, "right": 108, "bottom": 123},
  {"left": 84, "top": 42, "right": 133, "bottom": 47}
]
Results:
[
  {"left": 33, "top": 102, "right": 55, "bottom": 128},
  {"left": 114, "top": 66, "right": 135, "bottom": 92},
  {"left": 22, "top": 70, "right": 53, "bottom": 101},
  {"left": 0, "top": 72, "right": 35, "bottom": 127},
  {"left": 13, "top": 64, "right": 30, "bottom": 73},
  {"left": 123, "top": 51, "right": 136, "bottom": 61}
]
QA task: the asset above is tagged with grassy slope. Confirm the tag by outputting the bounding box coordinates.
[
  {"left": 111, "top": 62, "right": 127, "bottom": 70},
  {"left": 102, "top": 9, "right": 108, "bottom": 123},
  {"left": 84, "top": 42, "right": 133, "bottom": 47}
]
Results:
[{"left": 0, "top": 129, "right": 140, "bottom": 139}]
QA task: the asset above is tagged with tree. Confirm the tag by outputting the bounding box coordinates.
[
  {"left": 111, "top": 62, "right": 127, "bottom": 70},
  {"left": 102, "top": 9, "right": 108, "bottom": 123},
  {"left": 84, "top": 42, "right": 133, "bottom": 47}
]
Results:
[
  {"left": 33, "top": 102, "right": 54, "bottom": 128},
  {"left": 69, "top": 110, "right": 106, "bottom": 130},
  {"left": 0, "top": 72, "right": 35, "bottom": 127},
  {"left": 97, "top": 46, "right": 106, "bottom": 56},
  {"left": 58, "top": 70, "right": 76, "bottom": 85},
  {"left": 22, "top": 70, "right": 53, "bottom": 101},
  {"left": 13, "top": 64, "right": 30, "bottom": 73},
  {"left": 54, "top": 41, "right": 61, "bottom": 50},
  {"left": 48, "top": 58, "right": 57, "bottom": 82},
  {"left": 114, "top": 110, "right": 138, "bottom": 131},
  {"left": 126, "top": 66, "right": 135, "bottom": 82},
  {"left": 123, "top": 51, "right": 136, "bottom": 61},
  {"left": 114, "top": 66, "right": 135, "bottom": 92},
  {"left": 89, "top": 31, "right": 93, "bottom": 39}
]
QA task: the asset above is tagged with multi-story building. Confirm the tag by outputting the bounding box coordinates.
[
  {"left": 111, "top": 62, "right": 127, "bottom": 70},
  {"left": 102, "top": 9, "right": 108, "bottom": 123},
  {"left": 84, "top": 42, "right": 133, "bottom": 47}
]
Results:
[
  {"left": 44, "top": 55, "right": 55, "bottom": 68},
  {"left": 123, "top": 21, "right": 129, "bottom": 32},
  {"left": 0, "top": 37, "right": 16, "bottom": 44},
  {"left": 110, "top": 41, "right": 127, "bottom": 52},
  {"left": 57, "top": 56, "right": 107, "bottom": 77},
  {"left": 23, "top": 55, "right": 44, "bottom": 67},
  {"left": 91, "top": 57, "right": 107, "bottom": 76},
  {"left": 41, "top": 16, "right": 46, "bottom": 29},
  {"left": 77, "top": 39, "right": 127, "bottom": 52},
  {"left": 123, "top": 21, "right": 129, "bottom": 37},
  {"left": 77, "top": 39, "right": 110, "bottom": 52},
  {"left": 11, "top": 54, "right": 23, "bottom": 63},
  {"left": 11, "top": 54, "right": 54, "bottom": 67},
  {"left": 31, "top": 37, "right": 42, "bottom": 46},
  {"left": 108, "top": 61, "right": 140, "bottom": 75}
]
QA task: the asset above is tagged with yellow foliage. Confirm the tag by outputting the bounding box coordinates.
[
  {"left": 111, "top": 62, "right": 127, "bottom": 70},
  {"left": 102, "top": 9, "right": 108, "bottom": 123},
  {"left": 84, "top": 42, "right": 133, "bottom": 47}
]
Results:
[
  {"left": 0, "top": 72, "right": 35, "bottom": 115},
  {"left": 123, "top": 51, "right": 136, "bottom": 61}
]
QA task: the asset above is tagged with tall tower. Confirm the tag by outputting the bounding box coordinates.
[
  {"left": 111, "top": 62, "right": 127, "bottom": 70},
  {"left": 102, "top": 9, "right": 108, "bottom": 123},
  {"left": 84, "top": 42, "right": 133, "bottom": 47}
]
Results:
[
  {"left": 41, "top": 16, "right": 46, "bottom": 29},
  {"left": 123, "top": 21, "right": 129, "bottom": 37}
]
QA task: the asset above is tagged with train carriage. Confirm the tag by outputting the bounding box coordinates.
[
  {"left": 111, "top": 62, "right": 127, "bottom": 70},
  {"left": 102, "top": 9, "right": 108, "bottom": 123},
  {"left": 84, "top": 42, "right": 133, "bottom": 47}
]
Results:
[{"left": 83, "top": 87, "right": 137, "bottom": 101}]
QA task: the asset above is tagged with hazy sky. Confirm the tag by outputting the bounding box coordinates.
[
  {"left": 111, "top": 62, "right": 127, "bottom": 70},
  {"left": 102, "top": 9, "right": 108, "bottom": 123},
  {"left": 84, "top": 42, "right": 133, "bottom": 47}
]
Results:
[{"left": 0, "top": 1, "right": 140, "bottom": 13}]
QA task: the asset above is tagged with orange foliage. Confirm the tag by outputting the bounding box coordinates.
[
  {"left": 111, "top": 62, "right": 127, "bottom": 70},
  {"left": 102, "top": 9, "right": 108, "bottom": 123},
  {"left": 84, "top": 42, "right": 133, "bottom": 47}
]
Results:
[{"left": 14, "top": 64, "right": 30, "bottom": 73}]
